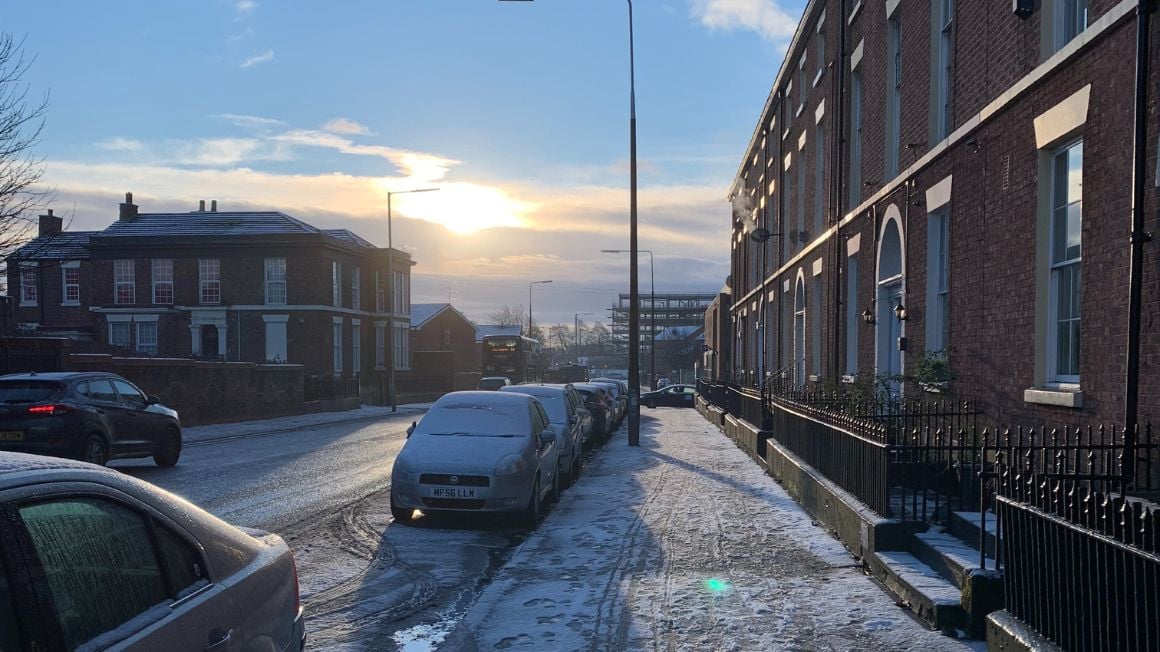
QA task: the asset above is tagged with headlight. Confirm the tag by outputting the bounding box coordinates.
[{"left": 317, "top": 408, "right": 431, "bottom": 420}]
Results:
[
  {"left": 393, "top": 456, "right": 415, "bottom": 475},
  {"left": 495, "top": 454, "right": 527, "bottom": 477}
]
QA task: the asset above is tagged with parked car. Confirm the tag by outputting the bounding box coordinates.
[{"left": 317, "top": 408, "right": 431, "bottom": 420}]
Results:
[
  {"left": 0, "top": 372, "right": 182, "bottom": 468},
  {"left": 0, "top": 451, "right": 306, "bottom": 651},
  {"left": 572, "top": 383, "right": 614, "bottom": 445},
  {"left": 477, "top": 376, "right": 513, "bottom": 391},
  {"left": 391, "top": 391, "right": 560, "bottom": 528},
  {"left": 557, "top": 385, "right": 594, "bottom": 447},
  {"left": 590, "top": 379, "right": 626, "bottom": 426},
  {"left": 500, "top": 384, "right": 583, "bottom": 487},
  {"left": 641, "top": 384, "right": 698, "bottom": 409}
]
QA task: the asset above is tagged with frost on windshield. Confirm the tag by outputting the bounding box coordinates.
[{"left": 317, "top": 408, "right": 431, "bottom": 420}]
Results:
[{"left": 416, "top": 402, "right": 530, "bottom": 437}]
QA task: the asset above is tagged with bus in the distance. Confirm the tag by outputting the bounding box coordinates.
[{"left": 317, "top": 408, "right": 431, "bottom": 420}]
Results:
[{"left": 481, "top": 335, "right": 545, "bottom": 384}]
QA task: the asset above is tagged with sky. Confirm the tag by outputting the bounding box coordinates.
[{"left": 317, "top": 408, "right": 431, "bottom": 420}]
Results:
[{"left": 5, "top": 0, "right": 804, "bottom": 327}]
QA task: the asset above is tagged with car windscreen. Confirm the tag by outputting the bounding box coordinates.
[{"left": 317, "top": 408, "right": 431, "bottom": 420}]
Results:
[
  {"left": 0, "top": 380, "right": 63, "bottom": 404},
  {"left": 478, "top": 379, "right": 506, "bottom": 390},
  {"left": 504, "top": 391, "right": 566, "bottom": 423},
  {"left": 416, "top": 404, "right": 529, "bottom": 437}
]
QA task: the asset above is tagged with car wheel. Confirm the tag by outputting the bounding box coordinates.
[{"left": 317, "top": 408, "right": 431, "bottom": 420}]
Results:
[
  {"left": 561, "top": 458, "right": 573, "bottom": 490},
  {"left": 521, "top": 477, "right": 540, "bottom": 529},
  {"left": 153, "top": 426, "right": 182, "bottom": 467},
  {"left": 646, "top": 400, "right": 657, "bottom": 409},
  {"left": 550, "top": 466, "right": 561, "bottom": 503},
  {"left": 390, "top": 494, "right": 414, "bottom": 524},
  {"left": 83, "top": 434, "right": 108, "bottom": 466},
  {"left": 571, "top": 454, "right": 582, "bottom": 483}
]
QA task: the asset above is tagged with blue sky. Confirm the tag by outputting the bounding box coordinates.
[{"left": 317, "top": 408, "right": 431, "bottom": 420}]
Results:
[{"left": 6, "top": 0, "right": 803, "bottom": 325}]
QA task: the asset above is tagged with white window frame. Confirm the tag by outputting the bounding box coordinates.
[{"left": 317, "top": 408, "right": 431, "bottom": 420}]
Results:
[
  {"left": 351, "top": 320, "right": 361, "bottom": 374},
  {"left": 797, "top": 55, "right": 807, "bottom": 114},
  {"left": 332, "top": 317, "right": 344, "bottom": 374},
  {"left": 392, "top": 271, "right": 409, "bottom": 314},
  {"left": 108, "top": 318, "right": 130, "bottom": 349},
  {"left": 265, "top": 258, "right": 287, "bottom": 305},
  {"left": 926, "top": 208, "right": 951, "bottom": 353},
  {"left": 350, "top": 266, "right": 361, "bottom": 311},
  {"left": 199, "top": 259, "right": 221, "bottom": 305},
  {"left": 375, "top": 322, "right": 386, "bottom": 368},
  {"left": 845, "top": 241, "right": 859, "bottom": 375},
  {"left": 1055, "top": 0, "right": 1088, "bottom": 51},
  {"left": 814, "top": 122, "right": 825, "bottom": 234},
  {"left": 19, "top": 263, "right": 38, "bottom": 306},
  {"left": 61, "top": 262, "right": 80, "bottom": 306},
  {"left": 152, "top": 259, "right": 173, "bottom": 305},
  {"left": 135, "top": 321, "right": 158, "bottom": 355},
  {"left": 1048, "top": 140, "right": 1082, "bottom": 385},
  {"left": 113, "top": 260, "right": 135, "bottom": 305},
  {"left": 375, "top": 270, "right": 386, "bottom": 313},
  {"left": 814, "top": 11, "right": 826, "bottom": 85},
  {"left": 811, "top": 270, "right": 823, "bottom": 376},
  {"left": 935, "top": 0, "right": 954, "bottom": 140},
  {"left": 393, "top": 321, "right": 410, "bottom": 371},
  {"left": 885, "top": 13, "right": 902, "bottom": 179},
  {"left": 332, "top": 261, "right": 342, "bottom": 307}
]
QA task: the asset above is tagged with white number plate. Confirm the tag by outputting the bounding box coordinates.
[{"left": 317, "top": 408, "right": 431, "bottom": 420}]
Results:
[{"left": 429, "top": 487, "right": 479, "bottom": 499}]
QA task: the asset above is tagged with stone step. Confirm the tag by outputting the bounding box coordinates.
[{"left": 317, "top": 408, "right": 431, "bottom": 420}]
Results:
[
  {"left": 868, "top": 550, "right": 968, "bottom": 635},
  {"left": 949, "top": 510, "right": 1001, "bottom": 558},
  {"left": 912, "top": 529, "right": 1000, "bottom": 589}
]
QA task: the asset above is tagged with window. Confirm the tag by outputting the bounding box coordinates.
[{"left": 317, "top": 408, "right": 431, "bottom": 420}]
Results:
[
  {"left": 1049, "top": 140, "right": 1082, "bottom": 383},
  {"left": 815, "top": 12, "right": 826, "bottom": 82},
  {"left": 393, "top": 271, "right": 409, "bottom": 314},
  {"left": 782, "top": 155, "right": 793, "bottom": 261},
  {"left": 811, "top": 274, "right": 822, "bottom": 375},
  {"left": 797, "top": 149, "right": 806, "bottom": 241},
  {"left": 797, "top": 55, "right": 807, "bottom": 112},
  {"left": 927, "top": 209, "right": 950, "bottom": 352},
  {"left": 0, "top": 555, "right": 21, "bottom": 652},
  {"left": 83, "top": 379, "right": 119, "bottom": 403},
  {"left": 815, "top": 122, "right": 825, "bottom": 233},
  {"left": 18, "top": 498, "right": 168, "bottom": 650},
  {"left": 135, "top": 322, "right": 158, "bottom": 356},
  {"left": 333, "top": 319, "right": 343, "bottom": 374},
  {"left": 19, "top": 263, "right": 37, "bottom": 306},
  {"left": 885, "top": 13, "right": 902, "bottom": 179},
  {"left": 375, "top": 270, "right": 386, "bottom": 312},
  {"left": 111, "top": 378, "right": 148, "bottom": 409},
  {"left": 199, "top": 259, "right": 220, "bottom": 305},
  {"left": 62, "top": 262, "right": 81, "bottom": 305},
  {"left": 265, "top": 258, "right": 287, "bottom": 305},
  {"left": 332, "top": 261, "right": 342, "bottom": 306},
  {"left": 152, "top": 525, "right": 208, "bottom": 598},
  {"left": 264, "top": 315, "right": 288, "bottom": 363},
  {"left": 376, "top": 323, "right": 386, "bottom": 367},
  {"left": 849, "top": 69, "right": 863, "bottom": 207},
  {"left": 1056, "top": 0, "right": 1088, "bottom": 51},
  {"left": 152, "top": 259, "right": 172, "bottom": 305},
  {"left": 845, "top": 255, "right": 858, "bottom": 374},
  {"left": 114, "top": 259, "right": 135, "bottom": 305},
  {"left": 393, "top": 322, "right": 410, "bottom": 370},
  {"left": 351, "top": 266, "right": 360, "bottom": 310},
  {"left": 109, "top": 321, "right": 130, "bottom": 348},
  {"left": 352, "top": 321, "right": 361, "bottom": 374},
  {"left": 933, "top": 0, "right": 955, "bottom": 141}
]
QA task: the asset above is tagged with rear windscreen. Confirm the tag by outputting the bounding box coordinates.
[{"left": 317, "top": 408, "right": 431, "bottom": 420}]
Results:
[{"left": 0, "top": 381, "right": 63, "bottom": 403}]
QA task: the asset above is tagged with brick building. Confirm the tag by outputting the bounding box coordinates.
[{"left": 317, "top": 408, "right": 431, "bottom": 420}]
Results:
[
  {"left": 724, "top": 0, "right": 1159, "bottom": 427},
  {"left": 7, "top": 195, "right": 415, "bottom": 388},
  {"left": 410, "top": 303, "right": 478, "bottom": 372}
]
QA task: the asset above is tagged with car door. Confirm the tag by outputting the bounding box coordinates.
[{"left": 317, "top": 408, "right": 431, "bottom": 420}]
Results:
[
  {"left": 5, "top": 491, "right": 237, "bottom": 651},
  {"left": 531, "top": 402, "right": 557, "bottom": 495},
  {"left": 111, "top": 378, "right": 163, "bottom": 449},
  {"left": 81, "top": 378, "right": 140, "bottom": 452},
  {"left": 660, "top": 386, "right": 683, "bottom": 407}
]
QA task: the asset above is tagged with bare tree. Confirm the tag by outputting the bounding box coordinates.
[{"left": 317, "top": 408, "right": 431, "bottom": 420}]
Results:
[
  {"left": 487, "top": 304, "right": 525, "bottom": 328},
  {"left": 0, "top": 33, "right": 51, "bottom": 261}
]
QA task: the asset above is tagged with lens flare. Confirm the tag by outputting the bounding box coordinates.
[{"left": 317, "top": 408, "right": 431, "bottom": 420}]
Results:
[{"left": 703, "top": 578, "right": 731, "bottom": 594}]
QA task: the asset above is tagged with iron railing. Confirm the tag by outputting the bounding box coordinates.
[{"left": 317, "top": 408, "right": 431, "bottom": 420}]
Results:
[{"left": 986, "top": 424, "right": 1160, "bottom": 651}]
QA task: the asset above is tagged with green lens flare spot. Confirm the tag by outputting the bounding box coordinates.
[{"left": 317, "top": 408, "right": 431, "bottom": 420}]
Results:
[{"left": 703, "top": 578, "right": 731, "bottom": 594}]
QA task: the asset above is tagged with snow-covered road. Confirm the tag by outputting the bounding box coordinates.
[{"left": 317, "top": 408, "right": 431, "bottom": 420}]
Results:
[{"left": 441, "top": 408, "right": 983, "bottom": 651}]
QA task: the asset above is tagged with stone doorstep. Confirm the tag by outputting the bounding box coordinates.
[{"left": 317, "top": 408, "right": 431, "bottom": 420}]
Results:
[
  {"left": 912, "top": 530, "right": 999, "bottom": 589},
  {"left": 869, "top": 550, "right": 969, "bottom": 635},
  {"left": 950, "top": 510, "right": 1002, "bottom": 560}
]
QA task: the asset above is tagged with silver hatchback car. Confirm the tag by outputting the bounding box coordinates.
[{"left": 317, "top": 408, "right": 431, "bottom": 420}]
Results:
[
  {"left": 0, "top": 452, "right": 305, "bottom": 651},
  {"left": 391, "top": 391, "right": 560, "bottom": 528}
]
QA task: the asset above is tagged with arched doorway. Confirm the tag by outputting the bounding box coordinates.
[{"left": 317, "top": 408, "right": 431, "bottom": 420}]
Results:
[
  {"left": 794, "top": 273, "right": 807, "bottom": 388},
  {"left": 876, "top": 206, "right": 905, "bottom": 396}
]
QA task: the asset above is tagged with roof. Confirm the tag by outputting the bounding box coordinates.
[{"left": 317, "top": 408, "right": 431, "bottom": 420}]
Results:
[
  {"left": 323, "top": 229, "right": 376, "bottom": 249},
  {"left": 475, "top": 324, "right": 522, "bottom": 342},
  {"left": 11, "top": 232, "right": 94, "bottom": 260},
  {"left": 98, "top": 211, "right": 323, "bottom": 238}
]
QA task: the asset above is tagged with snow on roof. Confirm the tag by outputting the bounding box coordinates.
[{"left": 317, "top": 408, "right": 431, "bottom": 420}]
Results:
[
  {"left": 99, "top": 211, "right": 322, "bottom": 238},
  {"left": 417, "top": 391, "right": 534, "bottom": 435},
  {"left": 475, "top": 324, "right": 521, "bottom": 342},
  {"left": 411, "top": 303, "right": 449, "bottom": 328},
  {"left": 11, "top": 232, "right": 94, "bottom": 260},
  {"left": 322, "top": 228, "right": 376, "bottom": 248}
]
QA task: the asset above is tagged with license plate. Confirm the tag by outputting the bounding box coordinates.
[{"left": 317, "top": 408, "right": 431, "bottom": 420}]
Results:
[
  {"left": 0, "top": 431, "right": 23, "bottom": 441},
  {"left": 430, "top": 487, "right": 477, "bottom": 499}
]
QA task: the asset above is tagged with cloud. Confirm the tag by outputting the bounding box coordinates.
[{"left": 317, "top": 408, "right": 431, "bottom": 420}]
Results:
[
  {"left": 689, "top": 0, "right": 798, "bottom": 42},
  {"left": 271, "top": 129, "right": 459, "bottom": 180},
  {"left": 235, "top": 0, "right": 257, "bottom": 15},
  {"left": 216, "top": 113, "right": 287, "bottom": 132},
  {"left": 241, "top": 49, "right": 274, "bottom": 68},
  {"left": 322, "top": 118, "right": 374, "bottom": 136},
  {"left": 96, "top": 137, "right": 145, "bottom": 153}
]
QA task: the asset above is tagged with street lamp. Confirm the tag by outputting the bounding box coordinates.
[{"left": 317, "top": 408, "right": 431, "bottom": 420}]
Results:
[
  {"left": 603, "top": 249, "right": 654, "bottom": 391},
  {"left": 528, "top": 280, "right": 553, "bottom": 339},
  {"left": 385, "top": 187, "right": 440, "bottom": 412},
  {"left": 574, "top": 312, "right": 594, "bottom": 364}
]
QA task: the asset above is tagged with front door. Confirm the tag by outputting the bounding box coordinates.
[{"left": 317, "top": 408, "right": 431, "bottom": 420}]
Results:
[
  {"left": 877, "top": 283, "right": 903, "bottom": 396},
  {"left": 201, "top": 326, "right": 219, "bottom": 360}
]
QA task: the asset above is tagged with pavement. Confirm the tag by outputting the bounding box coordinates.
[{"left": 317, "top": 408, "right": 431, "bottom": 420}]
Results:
[{"left": 440, "top": 407, "right": 984, "bottom": 652}]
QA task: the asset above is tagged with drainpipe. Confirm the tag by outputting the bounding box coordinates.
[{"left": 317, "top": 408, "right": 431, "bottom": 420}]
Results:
[
  {"left": 1124, "top": 0, "right": 1155, "bottom": 480},
  {"left": 832, "top": 0, "right": 849, "bottom": 383}
]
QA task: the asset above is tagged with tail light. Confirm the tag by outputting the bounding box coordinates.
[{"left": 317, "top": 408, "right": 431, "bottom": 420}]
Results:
[{"left": 27, "top": 404, "right": 73, "bottom": 416}]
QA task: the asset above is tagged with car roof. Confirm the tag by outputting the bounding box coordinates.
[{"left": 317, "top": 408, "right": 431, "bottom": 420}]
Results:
[
  {"left": 0, "top": 372, "right": 117, "bottom": 382},
  {"left": 435, "top": 390, "right": 534, "bottom": 407},
  {"left": 499, "top": 385, "right": 566, "bottom": 397},
  {"left": 0, "top": 451, "right": 98, "bottom": 478},
  {"left": 479, "top": 376, "right": 510, "bottom": 381}
]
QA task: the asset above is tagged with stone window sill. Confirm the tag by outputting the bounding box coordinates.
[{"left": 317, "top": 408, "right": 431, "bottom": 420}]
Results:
[{"left": 1023, "top": 387, "right": 1083, "bottom": 408}]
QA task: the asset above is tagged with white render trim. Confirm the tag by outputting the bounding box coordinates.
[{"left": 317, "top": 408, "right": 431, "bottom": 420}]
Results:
[
  {"left": 1024, "top": 388, "right": 1084, "bottom": 408},
  {"left": 729, "top": 0, "right": 1136, "bottom": 312},
  {"left": 767, "top": 291, "right": 776, "bottom": 301},
  {"left": 816, "top": 8, "right": 825, "bottom": 30},
  {"left": 262, "top": 314, "right": 290, "bottom": 324},
  {"left": 886, "top": 0, "right": 900, "bottom": 18},
  {"left": 850, "top": 40, "right": 864, "bottom": 71},
  {"left": 784, "top": 152, "right": 793, "bottom": 171},
  {"left": 846, "top": 233, "right": 862, "bottom": 257},
  {"left": 106, "top": 314, "right": 133, "bottom": 323},
  {"left": 848, "top": 0, "right": 863, "bottom": 24},
  {"left": 812, "top": 258, "right": 823, "bottom": 277},
  {"left": 783, "top": 279, "right": 791, "bottom": 293},
  {"left": 797, "top": 130, "right": 807, "bottom": 151},
  {"left": 815, "top": 99, "right": 826, "bottom": 124},
  {"left": 751, "top": 300, "right": 758, "bottom": 312},
  {"left": 332, "top": 316, "right": 344, "bottom": 325},
  {"left": 925, "top": 175, "right": 954, "bottom": 211},
  {"left": 351, "top": 318, "right": 361, "bottom": 326},
  {"left": 1033, "top": 84, "right": 1092, "bottom": 149}
]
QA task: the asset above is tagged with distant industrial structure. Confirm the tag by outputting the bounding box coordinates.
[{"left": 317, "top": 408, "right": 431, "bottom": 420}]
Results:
[{"left": 607, "top": 292, "right": 713, "bottom": 384}]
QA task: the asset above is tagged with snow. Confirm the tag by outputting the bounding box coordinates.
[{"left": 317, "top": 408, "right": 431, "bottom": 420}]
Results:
[
  {"left": 441, "top": 408, "right": 985, "bottom": 651},
  {"left": 414, "top": 393, "right": 533, "bottom": 437},
  {"left": 181, "top": 403, "right": 430, "bottom": 444}
]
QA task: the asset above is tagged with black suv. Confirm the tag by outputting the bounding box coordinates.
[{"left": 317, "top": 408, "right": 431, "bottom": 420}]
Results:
[{"left": 0, "top": 372, "right": 182, "bottom": 467}]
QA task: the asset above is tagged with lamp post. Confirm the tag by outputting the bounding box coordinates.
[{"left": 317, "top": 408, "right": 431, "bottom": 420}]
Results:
[
  {"left": 385, "top": 187, "right": 439, "bottom": 412},
  {"left": 603, "top": 249, "right": 653, "bottom": 390},
  {"left": 528, "top": 280, "right": 553, "bottom": 340},
  {"left": 574, "top": 312, "right": 594, "bottom": 364}
]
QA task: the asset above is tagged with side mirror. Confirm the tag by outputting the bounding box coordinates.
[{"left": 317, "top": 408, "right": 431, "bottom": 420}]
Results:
[
  {"left": 539, "top": 428, "right": 557, "bottom": 443},
  {"left": 146, "top": 395, "right": 160, "bottom": 405},
  {"left": 406, "top": 421, "right": 417, "bottom": 438}
]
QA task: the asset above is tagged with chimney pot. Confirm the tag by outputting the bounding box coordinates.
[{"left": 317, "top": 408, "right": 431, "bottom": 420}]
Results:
[
  {"left": 211, "top": 200, "right": 217, "bottom": 212},
  {"left": 199, "top": 200, "right": 206, "bottom": 212},
  {"left": 119, "top": 191, "right": 139, "bottom": 222},
  {"left": 125, "top": 192, "right": 132, "bottom": 204}
]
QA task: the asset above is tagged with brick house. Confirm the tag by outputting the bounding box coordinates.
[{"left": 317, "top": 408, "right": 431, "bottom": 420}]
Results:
[
  {"left": 6, "top": 195, "right": 415, "bottom": 389},
  {"left": 409, "top": 303, "right": 478, "bottom": 372},
  {"left": 723, "top": 0, "right": 1160, "bottom": 428}
]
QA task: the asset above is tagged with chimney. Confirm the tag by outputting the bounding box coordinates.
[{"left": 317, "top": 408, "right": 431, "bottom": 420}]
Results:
[
  {"left": 198, "top": 200, "right": 206, "bottom": 212},
  {"left": 119, "top": 192, "right": 138, "bottom": 221},
  {"left": 210, "top": 199, "right": 217, "bottom": 212},
  {"left": 38, "top": 209, "right": 62, "bottom": 237}
]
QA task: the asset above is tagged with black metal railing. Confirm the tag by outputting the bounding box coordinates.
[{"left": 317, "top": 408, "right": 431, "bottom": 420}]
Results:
[
  {"left": 986, "top": 424, "right": 1160, "bottom": 651},
  {"left": 726, "top": 385, "right": 763, "bottom": 428},
  {"left": 304, "top": 375, "right": 361, "bottom": 401},
  {"left": 696, "top": 379, "right": 728, "bottom": 408}
]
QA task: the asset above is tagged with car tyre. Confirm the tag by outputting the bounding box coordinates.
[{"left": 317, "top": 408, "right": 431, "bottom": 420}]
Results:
[
  {"left": 571, "top": 454, "right": 582, "bottom": 483},
  {"left": 391, "top": 494, "right": 415, "bottom": 524},
  {"left": 83, "top": 434, "right": 108, "bottom": 467},
  {"left": 646, "top": 400, "right": 657, "bottom": 409},
  {"left": 153, "top": 426, "right": 182, "bottom": 467},
  {"left": 521, "top": 477, "right": 541, "bottom": 529},
  {"left": 549, "top": 466, "right": 561, "bottom": 503}
]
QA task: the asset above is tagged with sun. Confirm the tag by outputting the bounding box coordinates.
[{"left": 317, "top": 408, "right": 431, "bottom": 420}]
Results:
[{"left": 381, "top": 181, "right": 539, "bottom": 235}]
